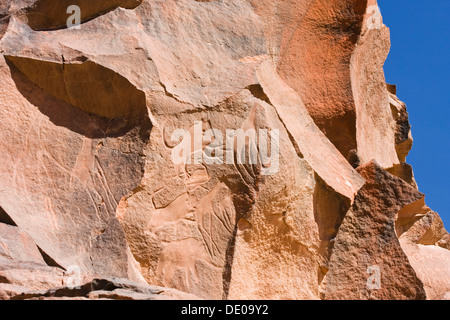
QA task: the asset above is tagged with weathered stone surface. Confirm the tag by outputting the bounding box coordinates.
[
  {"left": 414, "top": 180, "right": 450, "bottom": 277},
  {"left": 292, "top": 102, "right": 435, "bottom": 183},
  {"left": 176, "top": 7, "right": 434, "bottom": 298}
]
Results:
[
  {"left": 0, "top": 261, "right": 65, "bottom": 291},
  {"left": 257, "top": 60, "right": 365, "bottom": 200},
  {"left": 11, "top": 277, "right": 200, "bottom": 300},
  {"left": 0, "top": 0, "right": 447, "bottom": 300},
  {"left": 351, "top": 2, "right": 400, "bottom": 169},
  {"left": 399, "top": 211, "right": 449, "bottom": 248},
  {"left": 0, "top": 3, "right": 9, "bottom": 40},
  {"left": 0, "top": 223, "right": 45, "bottom": 264},
  {"left": 121, "top": 89, "right": 304, "bottom": 299},
  {"left": 251, "top": 0, "right": 365, "bottom": 159},
  {"left": 400, "top": 240, "right": 450, "bottom": 300},
  {"left": 323, "top": 162, "right": 427, "bottom": 300},
  {"left": 0, "top": 283, "right": 30, "bottom": 300},
  {"left": 389, "top": 91, "right": 414, "bottom": 163},
  {"left": 21, "top": 0, "right": 142, "bottom": 31}
]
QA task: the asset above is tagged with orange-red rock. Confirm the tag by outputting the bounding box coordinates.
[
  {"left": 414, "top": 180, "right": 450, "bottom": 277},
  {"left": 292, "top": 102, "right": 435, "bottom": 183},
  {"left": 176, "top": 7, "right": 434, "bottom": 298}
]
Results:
[
  {"left": 0, "top": 0, "right": 447, "bottom": 300},
  {"left": 323, "top": 161, "right": 427, "bottom": 300}
]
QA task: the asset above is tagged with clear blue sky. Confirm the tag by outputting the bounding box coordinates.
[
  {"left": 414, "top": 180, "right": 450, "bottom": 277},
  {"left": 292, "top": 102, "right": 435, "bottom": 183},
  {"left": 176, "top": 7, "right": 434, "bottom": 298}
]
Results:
[{"left": 379, "top": 0, "right": 450, "bottom": 229}]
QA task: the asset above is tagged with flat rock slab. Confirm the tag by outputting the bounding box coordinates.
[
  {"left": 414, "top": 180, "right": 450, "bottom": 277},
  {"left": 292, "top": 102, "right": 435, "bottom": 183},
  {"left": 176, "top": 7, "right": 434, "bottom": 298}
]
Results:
[{"left": 11, "top": 278, "right": 200, "bottom": 300}]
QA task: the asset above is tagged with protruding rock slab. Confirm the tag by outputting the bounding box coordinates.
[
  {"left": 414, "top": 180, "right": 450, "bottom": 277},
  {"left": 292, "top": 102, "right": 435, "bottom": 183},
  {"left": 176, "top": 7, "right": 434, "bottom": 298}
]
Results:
[
  {"left": 399, "top": 211, "right": 450, "bottom": 248},
  {"left": 0, "top": 223, "right": 45, "bottom": 264},
  {"left": 0, "top": 261, "right": 65, "bottom": 292},
  {"left": 25, "top": 0, "right": 142, "bottom": 31},
  {"left": 0, "top": 52, "right": 149, "bottom": 280},
  {"left": 323, "top": 161, "right": 426, "bottom": 300},
  {"left": 400, "top": 240, "right": 450, "bottom": 300},
  {"left": 257, "top": 60, "right": 365, "bottom": 200},
  {"left": 0, "top": 0, "right": 447, "bottom": 301},
  {"left": 10, "top": 278, "right": 200, "bottom": 300},
  {"left": 352, "top": 3, "right": 400, "bottom": 169}
]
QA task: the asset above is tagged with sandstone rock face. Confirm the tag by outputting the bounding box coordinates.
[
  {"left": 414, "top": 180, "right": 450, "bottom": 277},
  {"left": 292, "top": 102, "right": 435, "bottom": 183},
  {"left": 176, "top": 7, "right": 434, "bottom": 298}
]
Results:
[
  {"left": 322, "top": 161, "right": 427, "bottom": 300},
  {"left": 0, "top": 0, "right": 448, "bottom": 300},
  {"left": 10, "top": 277, "right": 200, "bottom": 300}
]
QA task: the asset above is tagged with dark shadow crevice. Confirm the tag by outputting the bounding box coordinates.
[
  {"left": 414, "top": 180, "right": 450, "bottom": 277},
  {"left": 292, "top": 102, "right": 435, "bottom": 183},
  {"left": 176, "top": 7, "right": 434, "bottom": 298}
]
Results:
[
  {"left": 26, "top": 0, "right": 143, "bottom": 31},
  {"left": 5, "top": 56, "right": 151, "bottom": 141},
  {"left": 37, "top": 247, "right": 66, "bottom": 270},
  {"left": 313, "top": 173, "right": 351, "bottom": 284},
  {"left": 0, "top": 206, "right": 17, "bottom": 226}
]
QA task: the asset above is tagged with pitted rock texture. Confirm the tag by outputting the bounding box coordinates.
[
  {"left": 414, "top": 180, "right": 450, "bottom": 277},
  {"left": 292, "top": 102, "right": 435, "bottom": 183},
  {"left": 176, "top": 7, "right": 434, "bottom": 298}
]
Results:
[
  {"left": 322, "top": 161, "right": 427, "bottom": 300},
  {"left": 0, "top": 0, "right": 448, "bottom": 300}
]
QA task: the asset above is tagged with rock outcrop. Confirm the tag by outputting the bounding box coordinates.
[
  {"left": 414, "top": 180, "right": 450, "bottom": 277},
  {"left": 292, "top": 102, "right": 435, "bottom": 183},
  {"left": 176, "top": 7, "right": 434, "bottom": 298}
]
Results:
[
  {"left": 9, "top": 277, "right": 199, "bottom": 300},
  {"left": 0, "top": 0, "right": 448, "bottom": 300}
]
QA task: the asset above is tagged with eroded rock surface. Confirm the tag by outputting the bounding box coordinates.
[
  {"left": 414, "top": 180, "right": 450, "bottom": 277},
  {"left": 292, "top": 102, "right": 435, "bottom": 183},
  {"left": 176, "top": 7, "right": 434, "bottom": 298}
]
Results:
[
  {"left": 10, "top": 277, "right": 200, "bottom": 300},
  {"left": 322, "top": 162, "right": 427, "bottom": 300},
  {"left": 0, "top": 0, "right": 448, "bottom": 300}
]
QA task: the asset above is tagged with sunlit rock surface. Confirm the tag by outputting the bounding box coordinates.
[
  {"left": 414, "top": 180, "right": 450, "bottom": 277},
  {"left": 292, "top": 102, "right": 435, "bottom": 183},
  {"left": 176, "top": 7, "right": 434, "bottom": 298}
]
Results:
[{"left": 0, "top": 0, "right": 448, "bottom": 300}]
